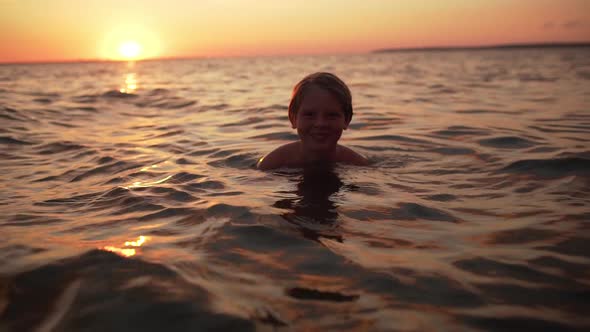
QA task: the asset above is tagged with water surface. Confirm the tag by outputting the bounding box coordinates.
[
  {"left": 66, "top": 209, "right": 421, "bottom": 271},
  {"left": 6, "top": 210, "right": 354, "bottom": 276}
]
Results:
[{"left": 1, "top": 48, "right": 589, "bottom": 331}]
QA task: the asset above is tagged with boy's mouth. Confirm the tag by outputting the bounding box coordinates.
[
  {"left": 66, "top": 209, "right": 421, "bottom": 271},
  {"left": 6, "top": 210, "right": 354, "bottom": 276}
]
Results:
[{"left": 310, "top": 133, "right": 330, "bottom": 141}]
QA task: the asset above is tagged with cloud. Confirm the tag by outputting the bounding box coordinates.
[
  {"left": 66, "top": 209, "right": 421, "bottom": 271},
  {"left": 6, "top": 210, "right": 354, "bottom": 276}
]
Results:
[
  {"left": 543, "top": 19, "right": 586, "bottom": 30},
  {"left": 562, "top": 20, "right": 583, "bottom": 29}
]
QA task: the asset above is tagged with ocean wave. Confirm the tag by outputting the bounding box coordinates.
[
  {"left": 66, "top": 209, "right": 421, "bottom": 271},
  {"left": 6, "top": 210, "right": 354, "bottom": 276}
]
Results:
[
  {"left": 70, "top": 160, "right": 142, "bottom": 182},
  {"left": 0, "top": 136, "right": 33, "bottom": 145},
  {"left": 430, "top": 147, "right": 476, "bottom": 155},
  {"left": 477, "top": 136, "right": 537, "bottom": 149},
  {"left": 0, "top": 250, "right": 254, "bottom": 331},
  {"left": 250, "top": 131, "right": 298, "bottom": 141},
  {"left": 394, "top": 202, "right": 458, "bottom": 222},
  {"left": 432, "top": 126, "right": 490, "bottom": 137},
  {"left": 34, "top": 141, "right": 87, "bottom": 154},
  {"left": 102, "top": 89, "right": 138, "bottom": 99},
  {"left": 207, "top": 152, "right": 259, "bottom": 169},
  {"left": 500, "top": 156, "right": 590, "bottom": 177}
]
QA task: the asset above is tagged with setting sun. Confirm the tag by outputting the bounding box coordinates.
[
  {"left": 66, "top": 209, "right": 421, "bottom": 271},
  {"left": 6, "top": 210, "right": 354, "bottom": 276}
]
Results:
[
  {"left": 98, "top": 25, "right": 161, "bottom": 61},
  {"left": 119, "top": 41, "right": 142, "bottom": 60}
]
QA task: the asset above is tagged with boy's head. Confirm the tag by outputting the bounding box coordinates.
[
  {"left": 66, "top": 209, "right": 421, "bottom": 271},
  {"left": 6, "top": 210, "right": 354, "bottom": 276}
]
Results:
[{"left": 288, "top": 72, "right": 353, "bottom": 124}]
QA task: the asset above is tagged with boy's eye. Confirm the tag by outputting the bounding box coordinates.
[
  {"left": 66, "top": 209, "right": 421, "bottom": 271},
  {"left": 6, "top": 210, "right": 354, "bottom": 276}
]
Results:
[{"left": 328, "top": 112, "right": 342, "bottom": 118}]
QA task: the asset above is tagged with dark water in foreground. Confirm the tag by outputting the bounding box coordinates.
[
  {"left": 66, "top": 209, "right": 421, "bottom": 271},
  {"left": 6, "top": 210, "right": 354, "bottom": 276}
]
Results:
[{"left": 1, "top": 49, "right": 589, "bottom": 331}]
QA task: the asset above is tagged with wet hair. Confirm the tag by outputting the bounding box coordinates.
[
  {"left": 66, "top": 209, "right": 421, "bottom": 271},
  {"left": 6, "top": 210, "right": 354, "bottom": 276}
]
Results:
[{"left": 288, "top": 72, "right": 353, "bottom": 123}]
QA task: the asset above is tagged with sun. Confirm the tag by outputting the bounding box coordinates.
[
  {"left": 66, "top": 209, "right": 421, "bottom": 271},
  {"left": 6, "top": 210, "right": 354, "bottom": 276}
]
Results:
[
  {"left": 118, "top": 41, "right": 142, "bottom": 60},
  {"left": 101, "top": 27, "right": 160, "bottom": 61}
]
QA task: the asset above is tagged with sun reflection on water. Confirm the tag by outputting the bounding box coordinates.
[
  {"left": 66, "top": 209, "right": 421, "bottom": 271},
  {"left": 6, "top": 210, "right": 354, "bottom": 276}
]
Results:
[
  {"left": 103, "top": 235, "right": 150, "bottom": 257},
  {"left": 123, "top": 175, "right": 172, "bottom": 189},
  {"left": 120, "top": 72, "right": 138, "bottom": 94},
  {"left": 125, "top": 235, "right": 148, "bottom": 247},
  {"left": 140, "top": 164, "right": 160, "bottom": 172},
  {"left": 103, "top": 246, "right": 136, "bottom": 257}
]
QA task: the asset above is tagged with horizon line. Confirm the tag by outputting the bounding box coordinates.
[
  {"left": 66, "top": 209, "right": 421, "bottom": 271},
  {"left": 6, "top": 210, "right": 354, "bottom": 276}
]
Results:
[
  {"left": 2, "top": 40, "right": 589, "bottom": 66},
  {"left": 373, "top": 41, "right": 590, "bottom": 53}
]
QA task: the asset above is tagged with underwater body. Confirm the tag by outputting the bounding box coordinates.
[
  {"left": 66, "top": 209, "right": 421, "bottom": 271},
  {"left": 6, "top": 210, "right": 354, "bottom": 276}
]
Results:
[{"left": 1, "top": 48, "right": 589, "bottom": 331}]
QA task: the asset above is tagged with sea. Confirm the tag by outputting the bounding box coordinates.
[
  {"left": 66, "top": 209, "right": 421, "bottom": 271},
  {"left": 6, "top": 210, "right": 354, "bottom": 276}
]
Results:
[{"left": 1, "top": 47, "right": 589, "bottom": 331}]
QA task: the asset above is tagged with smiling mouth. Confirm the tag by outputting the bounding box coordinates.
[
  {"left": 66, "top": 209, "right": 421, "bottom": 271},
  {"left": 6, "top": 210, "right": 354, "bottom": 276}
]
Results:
[{"left": 310, "top": 133, "right": 330, "bottom": 141}]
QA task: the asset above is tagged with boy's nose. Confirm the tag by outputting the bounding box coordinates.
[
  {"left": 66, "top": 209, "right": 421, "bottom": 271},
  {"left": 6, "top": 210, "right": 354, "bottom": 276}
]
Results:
[{"left": 313, "top": 115, "right": 328, "bottom": 127}]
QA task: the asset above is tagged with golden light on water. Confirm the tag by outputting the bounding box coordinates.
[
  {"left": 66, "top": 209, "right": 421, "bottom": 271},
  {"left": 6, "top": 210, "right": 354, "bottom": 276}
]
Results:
[
  {"left": 103, "top": 246, "right": 137, "bottom": 257},
  {"left": 103, "top": 235, "right": 150, "bottom": 257},
  {"left": 120, "top": 73, "right": 138, "bottom": 93},
  {"left": 123, "top": 175, "right": 172, "bottom": 189},
  {"left": 125, "top": 236, "right": 148, "bottom": 247}
]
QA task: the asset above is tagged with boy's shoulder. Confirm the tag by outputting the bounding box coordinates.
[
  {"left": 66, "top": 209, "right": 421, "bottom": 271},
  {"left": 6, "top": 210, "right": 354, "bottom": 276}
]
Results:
[
  {"left": 335, "top": 144, "right": 369, "bottom": 166},
  {"left": 257, "top": 142, "right": 302, "bottom": 170},
  {"left": 257, "top": 143, "right": 368, "bottom": 170}
]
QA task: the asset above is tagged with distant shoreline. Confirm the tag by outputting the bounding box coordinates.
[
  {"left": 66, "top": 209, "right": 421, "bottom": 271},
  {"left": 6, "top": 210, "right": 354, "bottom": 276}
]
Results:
[{"left": 373, "top": 42, "right": 590, "bottom": 53}]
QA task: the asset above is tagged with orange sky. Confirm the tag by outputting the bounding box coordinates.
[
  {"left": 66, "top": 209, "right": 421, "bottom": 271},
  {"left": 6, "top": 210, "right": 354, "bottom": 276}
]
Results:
[{"left": 0, "top": 0, "right": 589, "bottom": 63}]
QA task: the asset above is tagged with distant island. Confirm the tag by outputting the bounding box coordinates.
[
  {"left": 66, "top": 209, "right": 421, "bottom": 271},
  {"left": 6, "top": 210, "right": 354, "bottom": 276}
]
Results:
[{"left": 373, "top": 42, "right": 590, "bottom": 53}]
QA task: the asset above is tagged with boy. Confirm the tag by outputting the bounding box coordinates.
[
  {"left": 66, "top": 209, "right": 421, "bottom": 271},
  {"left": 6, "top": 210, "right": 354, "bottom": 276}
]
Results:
[{"left": 257, "top": 72, "right": 368, "bottom": 170}]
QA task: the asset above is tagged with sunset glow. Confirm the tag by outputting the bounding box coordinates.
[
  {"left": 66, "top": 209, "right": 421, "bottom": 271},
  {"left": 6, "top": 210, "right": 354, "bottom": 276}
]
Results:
[
  {"left": 0, "top": 0, "right": 588, "bottom": 63},
  {"left": 119, "top": 41, "right": 142, "bottom": 60},
  {"left": 99, "top": 25, "right": 161, "bottom": 61}
]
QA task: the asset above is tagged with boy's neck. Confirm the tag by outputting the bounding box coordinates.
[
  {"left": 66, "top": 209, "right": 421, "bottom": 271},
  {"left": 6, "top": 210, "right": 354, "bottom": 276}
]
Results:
[{"left": 299, "top": 143, "right": 339, "bottom": 164}]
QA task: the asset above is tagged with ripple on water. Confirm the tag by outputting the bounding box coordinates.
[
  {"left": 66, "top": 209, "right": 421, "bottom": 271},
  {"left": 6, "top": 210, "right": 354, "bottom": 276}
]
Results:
[
  {"left": 102, "top": 90, "right": 137, "bottom": 99},
  {"left": 343, "top": 202, "right": 458, "bottom": 222},
  {"left": 175, "top": 157, "right": 196, "bottom": 165},
  {"left": 250, "top": 131, "right": 298, "bottom": 141},
  {"left": 0, "top": 107, "right": 21, "bottom": 121},
  {"left": 134, "top": 88, "right": 197, "bottom": 109},
  {"left": 500, "top": 156, "right": 590, "bottom": 178},
  {"left": 182, "top": 180, "right": 226, "bottom": 192},
  {"left": 207, "top": 152, "right": 260, "bottom": 169},
  {"left": 137, "top": 186, "right": 198, "bottom": 203},
  {"left": 455, "top": 109, "right": 523, "bottom": 115},
  {"left": 454, "top": 257, "right": 576, "bottom": 286},
  {"left": 393, "top": 202, "right": 459, "bottom": 222},
  {"left": 2, "top": 214, "right": 64, "bottom": 227},
  {"left": 34, "top": 141, "right": 87, "bottom": 154},
  {"left": 286, "top": 287, "right": 359, "bottom": 302},
  {"left": 487, "top": 228, "right": 556, "bottom": 244},
  {"left": 423, "top": 194, "right": 458, "bottom": 202},
  {"left": 432, "top": 126, "right": 490, "bottom": 137},
  {"left": 220, "top": 116, "right": 266, "bottom": 127},
  {"left": 430, "top": 147, "right": 476, "bottom": 155},
  {"left": 0, "top": 250, "right": 254, "bottom": 332},
  {"left": 356, "top": 134, "right": 431, "bottom": 145},
  {"left": 357, "top": 271, "right": 485, "bottom": 308},
  {"left": 135, "top": 97, "right": 196, "bottom": 109},
  {"left": 70, "top": 160, "right": 142, "bottom": 183},
  {"left": 541, "top": 237, "right": 590, "bottom": 259},
  {"left": 168, "top": 172, "right": 205, "bottom": 183},
  {"left": 0, "top": 136, "right": 33, "bottom": 145},
  {"left": 477, "top": 136, "right": 537, "bottom": 149},
  {"left": 148, "top": 143, "right": 185, "bottom": 154},
  {"left": 33, "top": 98, "right": 53, "bottom": 104},
  {"left": 529, "top": 255, "right": 590, "bottom": 280}
]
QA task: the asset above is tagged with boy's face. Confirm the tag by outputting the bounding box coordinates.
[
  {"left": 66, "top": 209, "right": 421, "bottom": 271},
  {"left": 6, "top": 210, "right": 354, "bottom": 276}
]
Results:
[{"left": 290, "top": 85, "right": 349, "bottom": 154}]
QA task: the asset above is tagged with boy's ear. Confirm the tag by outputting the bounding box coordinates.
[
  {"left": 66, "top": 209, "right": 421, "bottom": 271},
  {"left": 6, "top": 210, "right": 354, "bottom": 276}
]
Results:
[
  {"left": 343, "top": 118, "right": 351, "bottom": 130},
  {"left": 289, "top": 112, "right": 297, "bottom": 129}
]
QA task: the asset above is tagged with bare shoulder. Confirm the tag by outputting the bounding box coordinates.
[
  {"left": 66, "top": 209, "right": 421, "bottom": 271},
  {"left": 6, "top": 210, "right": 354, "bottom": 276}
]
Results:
[
  {"left": 337, "top": 145, "right": 370, "bottom": 166},
  {"left": 257, "top": 142, "right": 301, "bottom": 170}
]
